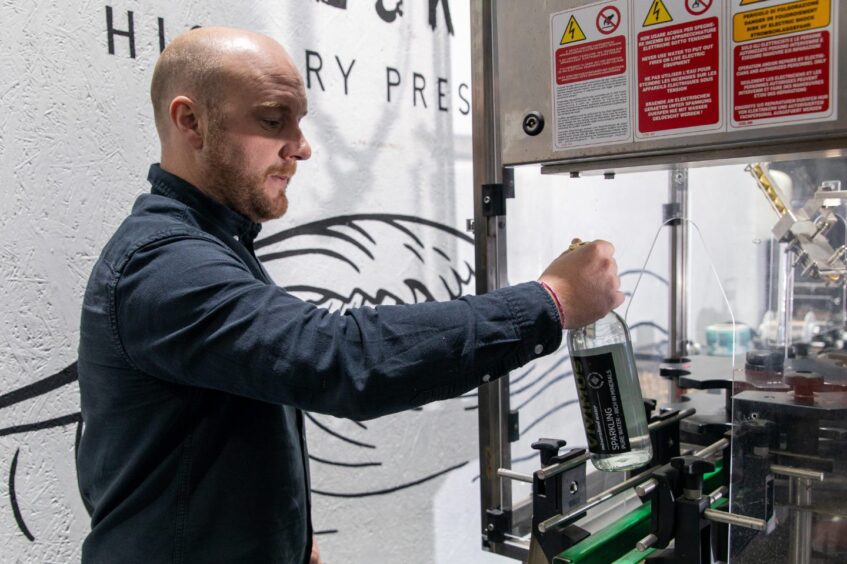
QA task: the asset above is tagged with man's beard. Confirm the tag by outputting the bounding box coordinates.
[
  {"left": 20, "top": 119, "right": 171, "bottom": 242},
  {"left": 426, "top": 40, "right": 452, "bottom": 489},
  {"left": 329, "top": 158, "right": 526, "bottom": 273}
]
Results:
[{"left": 204, "top": 131, "right": 289, "bottom": 222}]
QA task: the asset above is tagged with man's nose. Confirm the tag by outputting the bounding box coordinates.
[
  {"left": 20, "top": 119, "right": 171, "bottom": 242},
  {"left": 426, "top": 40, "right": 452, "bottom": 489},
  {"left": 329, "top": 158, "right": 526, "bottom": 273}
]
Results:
[{"left": 283, "top": 128, "right": 311, "bottom": 161}]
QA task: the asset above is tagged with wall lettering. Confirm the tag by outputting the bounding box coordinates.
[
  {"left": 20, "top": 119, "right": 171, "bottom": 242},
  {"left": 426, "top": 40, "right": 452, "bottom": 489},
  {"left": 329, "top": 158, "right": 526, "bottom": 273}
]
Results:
[
  {"left": 413, "top": 73, "right": 427, "bottom": 108},
  {"left": 105, "top": 6, "right": 135, "bottom": 58},
  {"left": 103, "top": 6, "right": 470, "bottom": 115},
  {"left": 315, "top": 0, "right": 451, "bottom": 34},
  {"left": 428, "top": 0, "right": 453, "bottom": 35},
  {"left": 375, "top": 0, "right": 404, "bottom": 24}
]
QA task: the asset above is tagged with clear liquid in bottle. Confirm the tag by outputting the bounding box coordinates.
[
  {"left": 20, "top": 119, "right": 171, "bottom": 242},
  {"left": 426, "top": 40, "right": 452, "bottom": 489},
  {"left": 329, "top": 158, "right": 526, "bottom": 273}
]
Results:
[{"left": 567, "top": 311, "right": 652, "bottom": 471}]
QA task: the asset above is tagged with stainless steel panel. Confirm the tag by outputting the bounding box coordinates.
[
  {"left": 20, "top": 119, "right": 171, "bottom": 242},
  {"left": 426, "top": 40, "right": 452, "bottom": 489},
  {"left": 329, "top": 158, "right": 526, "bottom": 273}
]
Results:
[{"left": 494, "top": 0, "right": 847, "bottom": 171}]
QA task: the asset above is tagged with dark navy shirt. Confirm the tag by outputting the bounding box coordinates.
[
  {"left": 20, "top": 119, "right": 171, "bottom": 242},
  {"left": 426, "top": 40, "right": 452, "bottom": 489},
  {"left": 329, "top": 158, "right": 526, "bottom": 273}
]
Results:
[{"left": 77, "top": 164, "right": 562, "bottom": 563}]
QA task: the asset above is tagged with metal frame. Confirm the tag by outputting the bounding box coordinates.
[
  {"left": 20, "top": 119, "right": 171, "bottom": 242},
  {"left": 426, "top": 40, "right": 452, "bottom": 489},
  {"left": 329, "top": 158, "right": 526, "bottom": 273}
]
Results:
[{"left": 472, "top": 1, "right": 847, "bottom": 561}]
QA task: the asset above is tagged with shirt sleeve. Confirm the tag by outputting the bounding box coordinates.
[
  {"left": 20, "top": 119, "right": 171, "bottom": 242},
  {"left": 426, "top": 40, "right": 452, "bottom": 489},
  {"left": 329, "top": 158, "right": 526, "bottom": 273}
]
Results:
[{"left": 115, "top": 234, "right": 563, "bottom": 420}]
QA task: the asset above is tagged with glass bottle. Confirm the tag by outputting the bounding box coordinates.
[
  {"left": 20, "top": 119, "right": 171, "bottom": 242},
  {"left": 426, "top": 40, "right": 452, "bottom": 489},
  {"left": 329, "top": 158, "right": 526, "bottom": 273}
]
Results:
[{"left": 567, "top": 311, "right": 652, "bottom": 471}]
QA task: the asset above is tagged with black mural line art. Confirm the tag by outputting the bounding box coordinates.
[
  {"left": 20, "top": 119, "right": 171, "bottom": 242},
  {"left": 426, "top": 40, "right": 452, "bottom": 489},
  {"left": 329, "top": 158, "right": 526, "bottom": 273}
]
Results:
[
  {"left": 620, "top": 269, "right": 670, "bottom": 286},
  {"left": 257, "top": 213, "right": 481, "bottom": 500},
  {"left": 375, "top": 0, "right": 403, "bottom": 23},
  {"left": 305, "top": 412, "right": 377, "bottom": 449},
  {"left": 1, "top": 213, "right": 479, "bottom": 545},
  {"left": 462, "top": 354, "right": 572, "bottom": 410},
  {"left": 312, "top": 460, "right": 468, "bottom": 498},
  {"left": 254, "top": 213, "right": 475, "bottom": 310},
  {"left": 10, "top": 449, "right": 34, "bottom": 542},
  {"left": 514, "top": 370, "right": 574, "bottom": 412},
  {"left": 317, "top": 0, "right": 348, "bottom": 9}
]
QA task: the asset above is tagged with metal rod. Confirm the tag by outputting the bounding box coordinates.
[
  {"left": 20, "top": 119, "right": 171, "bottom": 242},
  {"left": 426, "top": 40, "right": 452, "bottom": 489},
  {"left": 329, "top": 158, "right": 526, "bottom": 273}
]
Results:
[
  {"left": 647, "top": 408, "right": 696, "bottom": 432},
  {"left": 668, "top": 166, "right": 689, "bottom": 404},
  {"left": 497, "top": 469, "right": 533, "bottom": 484},
  {"left": 635, "top": 438, "right": 729, "bottom": 498},
  {"left": 636, "top": 533, "right": 658, "bottom": 552},
  {"left": 771, "top": 464, "right": 825, "bottom": 481},
  {"left": 536, "top": 452, "right": 590, "bottom": 481},
  {"left": 789, "top": 477, "right": 813, "bottom": 564},
  {"left": 708, "top": 486, "right": 729, "bottom": 505},
  {"left": 704, "top": 508, "right": 767, "bottom": 531},
  {"left": 539, "top": 466, "right": 654, "bottom": 533},
  {"left": 695, "top": 437, "right": 730, "bottom": 460},
  {"left": 541, "top": 415, "right": 712, "bottom": 532},
  {"left": 636, "top": 480, "right": 657, "bottom": 498},
  {"left": 471, "top": 0, "right": 513, "bottom": 538}
]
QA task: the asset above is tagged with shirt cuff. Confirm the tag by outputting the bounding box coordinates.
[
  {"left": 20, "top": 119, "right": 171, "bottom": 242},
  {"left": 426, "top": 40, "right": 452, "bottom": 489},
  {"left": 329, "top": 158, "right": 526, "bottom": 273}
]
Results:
[{"left": 496, "top": 281, "right": 564, "bottom": 364}]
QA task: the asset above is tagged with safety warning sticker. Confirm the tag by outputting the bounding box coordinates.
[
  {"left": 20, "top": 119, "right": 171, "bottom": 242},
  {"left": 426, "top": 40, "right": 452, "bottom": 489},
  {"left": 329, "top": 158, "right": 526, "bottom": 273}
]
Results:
[
  {"left": 730, "top": 0, "right": 837, "bottom": 129},
  {"left": 635, "top": 0, "right": 725, "bottom": 139},
  {"left": 551, "top": 1, "right": 631, "bottom": 150}
]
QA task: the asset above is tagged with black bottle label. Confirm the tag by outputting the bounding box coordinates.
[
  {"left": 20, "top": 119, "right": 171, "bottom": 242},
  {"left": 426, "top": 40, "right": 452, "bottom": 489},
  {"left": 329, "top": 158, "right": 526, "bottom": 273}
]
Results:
[{"left": 572, "top": 349, "right": 632, "bottom": 455}]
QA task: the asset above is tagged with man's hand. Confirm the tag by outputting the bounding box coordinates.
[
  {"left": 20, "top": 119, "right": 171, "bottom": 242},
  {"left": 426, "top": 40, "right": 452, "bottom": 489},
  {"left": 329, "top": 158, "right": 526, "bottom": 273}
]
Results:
[
  {"left": 538, "top": 239, "right": 624, "bottom": 330},
  {"left": 310, "top": 535, "right": 321, "bottom": 564}
]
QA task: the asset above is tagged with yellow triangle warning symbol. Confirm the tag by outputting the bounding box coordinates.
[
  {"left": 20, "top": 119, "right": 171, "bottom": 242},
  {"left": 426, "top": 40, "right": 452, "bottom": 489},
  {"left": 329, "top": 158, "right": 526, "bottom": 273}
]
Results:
[
  {"left": 643, "top": 0, "right": 673, "bottom": 27},
  {"left": 560, "top": 16, "right": 587, "bottom": 45}
]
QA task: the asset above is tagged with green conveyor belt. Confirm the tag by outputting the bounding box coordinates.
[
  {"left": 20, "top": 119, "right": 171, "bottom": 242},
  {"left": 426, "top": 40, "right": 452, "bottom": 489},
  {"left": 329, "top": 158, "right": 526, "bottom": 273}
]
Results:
[{"left": 553, "top": 462, "right": 724, "bottom": 564}]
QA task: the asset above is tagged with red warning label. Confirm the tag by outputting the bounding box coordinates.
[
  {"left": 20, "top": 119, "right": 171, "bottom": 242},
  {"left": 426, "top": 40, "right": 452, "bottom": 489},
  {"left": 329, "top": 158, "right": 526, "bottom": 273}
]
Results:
[
  {"left": 637, "top": 17, "right": 720, "bottom": 133},
  {"left": 733, "top": 31, "right": 830, "bottom": 124},
  {"left": 557, "top": 36, "right": 626, "bottom": 86}
]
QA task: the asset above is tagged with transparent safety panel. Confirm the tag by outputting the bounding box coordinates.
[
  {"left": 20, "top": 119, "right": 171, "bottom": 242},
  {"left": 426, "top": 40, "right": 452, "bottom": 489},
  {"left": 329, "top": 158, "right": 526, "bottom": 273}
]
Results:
[
  {"left": 502, "top": 165, "right": 672, "bottom": 538},
  {"left": 495, "top": 158, "right": 847, "bottom": 559},
  {"left": 727, "top": 158, "right": 847, "bottom": 564}
]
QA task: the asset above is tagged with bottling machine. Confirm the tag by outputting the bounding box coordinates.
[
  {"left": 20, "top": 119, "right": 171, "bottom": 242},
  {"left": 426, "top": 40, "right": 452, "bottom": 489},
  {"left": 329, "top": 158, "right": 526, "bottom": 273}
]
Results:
[{"left": 471, "top": 1, "right": 847, "bottom": 562}]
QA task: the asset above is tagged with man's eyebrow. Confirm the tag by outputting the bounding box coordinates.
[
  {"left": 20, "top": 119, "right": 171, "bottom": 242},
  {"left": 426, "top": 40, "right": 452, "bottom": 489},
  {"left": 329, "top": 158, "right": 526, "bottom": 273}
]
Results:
[
  {"left": 256, "top": 101, "right": 290, "bottom": 110},
  {"left": 256, "top": 100, "right": 308, "bottom": 118}
]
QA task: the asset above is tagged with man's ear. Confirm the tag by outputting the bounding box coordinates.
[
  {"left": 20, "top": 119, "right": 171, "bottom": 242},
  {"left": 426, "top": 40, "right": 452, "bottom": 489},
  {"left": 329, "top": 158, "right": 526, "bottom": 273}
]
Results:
[{"left": 169, "top": 96, "right": 204, "bottom": 149}]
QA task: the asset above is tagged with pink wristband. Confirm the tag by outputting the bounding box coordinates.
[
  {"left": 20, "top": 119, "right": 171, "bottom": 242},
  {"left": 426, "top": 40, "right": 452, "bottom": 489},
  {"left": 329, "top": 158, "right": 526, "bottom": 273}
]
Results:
[{"left": 538, "top": 281, "right": 566, "bottom": 329}]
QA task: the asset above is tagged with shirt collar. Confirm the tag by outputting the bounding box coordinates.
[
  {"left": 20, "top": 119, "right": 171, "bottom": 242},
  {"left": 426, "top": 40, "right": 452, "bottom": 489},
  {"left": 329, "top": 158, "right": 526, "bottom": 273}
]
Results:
[{"left": 147, "top": 163, "right": 262, "bottom": 243}]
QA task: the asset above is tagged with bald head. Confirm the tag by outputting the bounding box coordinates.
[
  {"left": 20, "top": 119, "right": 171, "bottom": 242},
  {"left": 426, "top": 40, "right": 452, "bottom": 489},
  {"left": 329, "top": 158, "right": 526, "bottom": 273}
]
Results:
[{"left": 150, "top": 27, "right": 300, "bottom": 141}]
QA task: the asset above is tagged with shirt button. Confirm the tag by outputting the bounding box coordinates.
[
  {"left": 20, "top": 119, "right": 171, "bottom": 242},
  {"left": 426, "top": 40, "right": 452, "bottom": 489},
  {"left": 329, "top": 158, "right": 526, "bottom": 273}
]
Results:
[
  {"left": 482, "top": 374, "right": 491, "bottom": 383},
  {"left": 534, "top": 344, "right": 544, "bottom": 355}
]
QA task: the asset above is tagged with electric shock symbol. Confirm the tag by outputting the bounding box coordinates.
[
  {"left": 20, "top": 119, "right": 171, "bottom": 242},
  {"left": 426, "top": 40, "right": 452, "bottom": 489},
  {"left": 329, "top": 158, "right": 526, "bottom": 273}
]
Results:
[
  {"left": 560, "top": 15, "right": 587, "bottom": 44},
  {"left": 596, "top": 5, "right": 621, "bottom": 35},
  {"left": 643, "top": 0, "right": 673, "bottom": 27}
]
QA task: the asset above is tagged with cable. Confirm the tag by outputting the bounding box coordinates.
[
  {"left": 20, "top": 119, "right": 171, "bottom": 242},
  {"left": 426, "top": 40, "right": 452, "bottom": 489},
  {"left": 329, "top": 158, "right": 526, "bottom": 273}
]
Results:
[{"left": 625, "top": 216, "right": 738, "bottom": 376}]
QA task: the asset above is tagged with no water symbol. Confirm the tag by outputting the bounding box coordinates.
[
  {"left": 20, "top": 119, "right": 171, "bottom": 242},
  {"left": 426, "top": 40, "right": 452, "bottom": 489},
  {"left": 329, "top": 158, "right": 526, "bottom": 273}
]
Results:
[
  {"left": 597, "top": 5, "right": 621, "bottom": 35},
  {"left": 686, "top": 0, "right": 713, "bottom": 15}
]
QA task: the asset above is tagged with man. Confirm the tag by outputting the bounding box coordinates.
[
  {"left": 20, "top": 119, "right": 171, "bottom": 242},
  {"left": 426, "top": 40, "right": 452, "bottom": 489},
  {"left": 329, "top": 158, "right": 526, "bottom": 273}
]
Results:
[{"left": 77, "top": 27, "right": 623, "bottom": 563}]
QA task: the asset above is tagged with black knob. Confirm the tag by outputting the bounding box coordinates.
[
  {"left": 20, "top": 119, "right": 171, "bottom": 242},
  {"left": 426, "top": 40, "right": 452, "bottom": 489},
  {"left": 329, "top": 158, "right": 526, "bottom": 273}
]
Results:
[
  {"left": 643, "top": 398, "right": 658, "bottom": 421},
  {"left": 532, "top": 438, "right": 567, "bottom": 466},
  {"left": 745, "top": 349, "right": 784, "bottom": 372},
  {"left": 522, "top": 111, "right": 545, "bottom": 136}
]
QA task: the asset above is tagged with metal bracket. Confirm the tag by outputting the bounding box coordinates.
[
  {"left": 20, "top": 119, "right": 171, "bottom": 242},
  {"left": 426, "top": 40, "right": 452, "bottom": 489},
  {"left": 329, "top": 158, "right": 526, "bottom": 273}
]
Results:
[
  {"left": 484, "top": 507, "right": 511, "bottom": 545},
  {"left": 662, "top": 202, "right": 683, "bottom": 226},
  {"left": 508, "top": 410, "right": 520, "bottom": 443},
  {"left": 481, "top": 168, "right": 515, "bottom": 217}
]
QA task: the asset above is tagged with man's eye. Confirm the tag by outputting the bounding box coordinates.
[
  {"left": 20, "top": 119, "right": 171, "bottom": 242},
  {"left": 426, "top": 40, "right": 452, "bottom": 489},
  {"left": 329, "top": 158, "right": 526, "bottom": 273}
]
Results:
[{"left": 261, "top": 119, "right": 281, "bottom": 129}]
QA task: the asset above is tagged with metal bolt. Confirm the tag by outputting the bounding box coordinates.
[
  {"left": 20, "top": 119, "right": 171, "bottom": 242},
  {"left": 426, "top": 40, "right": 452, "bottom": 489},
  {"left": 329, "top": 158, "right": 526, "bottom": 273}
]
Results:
[
  {"left": 569, "top": 481, "right": 579, "bottom": 495},
  {"left": 637, "top": 533, "right": 658, "bottom": 552},
  {"left": 483, "top": 195, "right": 491, "bottom": 204},
  {"left": 522, "top": 111, "right": 545, "bottom": 136}
]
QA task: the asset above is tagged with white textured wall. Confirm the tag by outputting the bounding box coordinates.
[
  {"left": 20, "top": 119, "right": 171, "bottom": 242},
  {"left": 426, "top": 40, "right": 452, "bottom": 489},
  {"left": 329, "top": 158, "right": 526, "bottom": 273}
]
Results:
[{"left": 0, "top": 2, "right": 492, "bottom": 563}]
